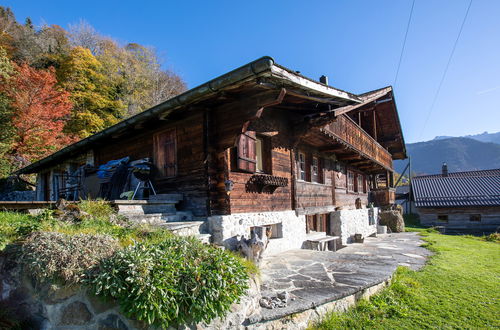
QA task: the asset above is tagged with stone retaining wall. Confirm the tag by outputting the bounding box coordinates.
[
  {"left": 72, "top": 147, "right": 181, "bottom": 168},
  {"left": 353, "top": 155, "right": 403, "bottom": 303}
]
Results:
[
  {"left": 0, "top": 252, "right": 262, "bottom": 330},
  {"left": 330, "top": 208, "right": 379, "bottom": 245},
  {"left": 208, "top": 211, "right": 307, "bottom": 255},
  {"left": 248, "top": 277, "right": 392, "bottom": 330}
]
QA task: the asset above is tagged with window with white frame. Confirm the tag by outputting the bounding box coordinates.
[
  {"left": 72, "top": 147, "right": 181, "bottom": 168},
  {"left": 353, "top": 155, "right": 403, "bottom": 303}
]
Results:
[
  {"left": 312, "top": 156, "right": 320, "bottom": 183},
  {"left": 357, "top": 174, "right": 363, "bottom": 193},
  {"left": 298, "top": 152, "right": 306, "bottom": 181},
  {"left": 347, "top": 171, "right": 355, "bottom": 191}
]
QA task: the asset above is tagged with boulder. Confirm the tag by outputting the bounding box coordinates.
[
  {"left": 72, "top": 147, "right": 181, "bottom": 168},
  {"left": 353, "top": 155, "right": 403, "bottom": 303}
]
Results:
[
  {"left": 58, "top": 301, "right": 92, "bottom": 326},
  {"left": 379, "top": 210, "right": 405, "bottom": 233}
]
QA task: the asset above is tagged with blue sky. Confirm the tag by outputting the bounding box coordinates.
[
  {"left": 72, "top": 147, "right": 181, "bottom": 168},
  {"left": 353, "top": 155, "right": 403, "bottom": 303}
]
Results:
[{"left": 4, "top": 0, "right": 499, "bottom": 143}]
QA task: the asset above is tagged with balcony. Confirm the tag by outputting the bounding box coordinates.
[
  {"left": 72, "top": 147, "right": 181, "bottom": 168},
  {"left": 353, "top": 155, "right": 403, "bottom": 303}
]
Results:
[
  {"left": 321, "top": 115, "right": 393, "bottom": 170},
  {"left": 370, "top": 188, "right": 396, "bottom": 206}
]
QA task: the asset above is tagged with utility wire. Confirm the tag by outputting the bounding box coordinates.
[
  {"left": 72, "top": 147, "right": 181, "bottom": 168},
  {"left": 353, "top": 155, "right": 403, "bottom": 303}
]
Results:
[
  {"left": 394, "top": 0, "right": 415, "bottom": 87},
  {"left": 419, "top": 0, "right": 473, "bottom": 140}
]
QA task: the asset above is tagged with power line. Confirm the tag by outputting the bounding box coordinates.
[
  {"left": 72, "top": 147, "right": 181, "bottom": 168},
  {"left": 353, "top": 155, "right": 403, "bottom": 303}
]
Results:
[
  {"left": 419, "top": 0, "right": 473, "bottom": 140},
  {"left": 394, "top": 0, "right": 415, "bottom": 87}
]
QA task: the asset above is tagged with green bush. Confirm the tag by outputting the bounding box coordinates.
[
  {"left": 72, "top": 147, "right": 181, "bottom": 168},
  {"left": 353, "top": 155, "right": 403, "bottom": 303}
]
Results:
[
  {"left": 86, "top": 236, "right": 249, "bottom": 327},
  {"left": 482, "top": 232, "right": 500, "bottom": 243},
  {"left": 0, "top": 211, "right": 43, "bottom": 250},
  {"left": 79, "top": 199, "right": 115, "bottom": 220},
  {"left": 22, "top": 231, "right": 120, "bottom": 285}
]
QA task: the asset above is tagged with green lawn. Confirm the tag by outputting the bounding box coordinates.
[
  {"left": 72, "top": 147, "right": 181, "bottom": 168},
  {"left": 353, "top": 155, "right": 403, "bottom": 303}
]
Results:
[{"left": 314, "top": 224, "right": 500, "bottom": 329}]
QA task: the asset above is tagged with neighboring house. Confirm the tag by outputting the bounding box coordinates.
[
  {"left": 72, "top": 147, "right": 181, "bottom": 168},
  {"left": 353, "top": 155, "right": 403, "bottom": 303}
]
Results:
[
  {"left": 16, "top": 56, "right": 406, "bottom": 252},
  {"left": 412, "top": 164, "right": 500, "bottom": 234},
  {"left": 395, "top": 185, "right": 411, "bottom": 214}
]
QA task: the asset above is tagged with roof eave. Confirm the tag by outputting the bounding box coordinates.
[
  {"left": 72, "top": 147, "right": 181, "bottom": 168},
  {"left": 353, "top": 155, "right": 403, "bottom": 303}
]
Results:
[{"left": 16, "top": 56, "right": 362, "bottom": 175}]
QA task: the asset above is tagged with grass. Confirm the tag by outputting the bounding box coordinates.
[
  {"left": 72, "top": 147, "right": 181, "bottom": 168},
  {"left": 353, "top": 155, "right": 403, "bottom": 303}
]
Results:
[
  {"left": 0, "top": 201, "right": 173, "bottom": 250},
  {"left": 313, "top": 216, "right": 500, "bottom": 329}
]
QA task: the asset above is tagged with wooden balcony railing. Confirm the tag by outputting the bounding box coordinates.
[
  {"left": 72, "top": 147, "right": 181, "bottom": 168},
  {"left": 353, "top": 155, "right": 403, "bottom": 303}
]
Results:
[
  {"left": 323, "top": 115, "right": 393, "bottom": 169},
  {"left": 370, "top": 188, "right": 396, "bottom": 206}
]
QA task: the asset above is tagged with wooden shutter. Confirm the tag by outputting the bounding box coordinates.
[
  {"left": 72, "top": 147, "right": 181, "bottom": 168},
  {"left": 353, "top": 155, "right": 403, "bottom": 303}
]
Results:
[
  {"left": 154, "top": 128, "right": 177, "bottom": 177},
  {"left": 236, "top": 131, "right": 257, "bottom": 173}
]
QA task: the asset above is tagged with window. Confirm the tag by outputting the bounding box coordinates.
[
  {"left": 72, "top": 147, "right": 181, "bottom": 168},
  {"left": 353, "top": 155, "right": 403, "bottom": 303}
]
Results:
[
  {"left": 312, "top": 156, "right": 321, "bottom": 183},
  {"left": 437, "top": 215, "right": 448, "bottom": 223},
  {"left": 236, "top": 131, "right": 257, "bottom": 172},
  {"left": 357, "top": 174, "right": 364, "bottom": 193},
  {"left": 255, "top": 137, "right": 263, "bottom": 172},
  {"left": 306, "top": 214, "right": 330, "bottom": 233},
  {"left": 470, "top": 214, "right": 481, "bottom": 222},
  {"left": 154, "top": 128, "right": 177, "bottom": 177},
  {"left": 347, "top": 171, "right": 355, "bottom": 191},
  {"left": 250, "top": 223, "right": 283, "bottom": 239},
  {"left": 298, "top": 152, "right": 306, "bottom": 181}
]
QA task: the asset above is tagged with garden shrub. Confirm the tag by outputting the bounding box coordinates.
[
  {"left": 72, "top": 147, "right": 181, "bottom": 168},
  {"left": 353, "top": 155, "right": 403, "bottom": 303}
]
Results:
[
  {"left": 79, "top": 199, "right": 115, "bottom": 220},
  {"left": 0, "top": 211, "right": 46, "bottom": 250},
  {"left": 86, "top": 236, "right": 249, "bottom": 327},
  {"left": 22, "top": 231, "right": 120, "bottom": 285}
]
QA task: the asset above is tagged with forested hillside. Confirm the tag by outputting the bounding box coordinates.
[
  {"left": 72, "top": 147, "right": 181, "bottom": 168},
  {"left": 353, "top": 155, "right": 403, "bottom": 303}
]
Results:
[{"left": 0, "top": 7, "right": 186, "bottom": 177}]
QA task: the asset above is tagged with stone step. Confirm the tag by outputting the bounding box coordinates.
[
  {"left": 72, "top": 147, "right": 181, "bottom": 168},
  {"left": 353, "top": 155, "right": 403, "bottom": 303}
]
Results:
[
  {"left": 162, "top": 211, "right": 193, "bottom": 222},
  {"left": 149, "top": 193, "right": 183, "bottom": 202},
  {"left": 196, "top": 233, "right": 211, "bottom": 244},
  {"left": 141, "top": 204, "right": 177, "bottom": 214},
  {"left": 155, "top": 221, "right": 206, "bottom": 237},
  {"left": 115, "top": 203, "right": 176, "bottom": 215},
  {"left": 123, "top": 213, "right": 164, "bottom": 225}
]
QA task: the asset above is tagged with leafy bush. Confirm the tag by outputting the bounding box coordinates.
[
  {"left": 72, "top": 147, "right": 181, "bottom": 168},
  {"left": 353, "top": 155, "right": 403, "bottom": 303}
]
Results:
[
  {"left": 22, "top": 231, "right": 120, "bottom": 285},
  {"left": 0, "top": 211, "right": 45, "bottom": 250},
  {"left": 86, "top": 236, "right": 249, "bottom": 327},
  {"left": 482, "top": 232, "right": 500, "bottom": 243},
  {"left": 79, "top": 199, "right": 115, "bottom": 220}
]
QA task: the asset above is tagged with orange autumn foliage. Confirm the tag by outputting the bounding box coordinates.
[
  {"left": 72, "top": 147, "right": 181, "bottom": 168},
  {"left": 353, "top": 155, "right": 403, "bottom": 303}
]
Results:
[{"left": 4, "top": 63, "right": 76, "bottom": 163}]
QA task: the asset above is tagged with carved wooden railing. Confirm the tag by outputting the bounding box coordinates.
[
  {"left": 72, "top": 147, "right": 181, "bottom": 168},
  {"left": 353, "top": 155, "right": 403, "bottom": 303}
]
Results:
[
  {"left": 323, "top": 115, "right": 393, "bottom": 169},
  {"left": 370, "top": 188, "right": 396, "bottom": 206}
]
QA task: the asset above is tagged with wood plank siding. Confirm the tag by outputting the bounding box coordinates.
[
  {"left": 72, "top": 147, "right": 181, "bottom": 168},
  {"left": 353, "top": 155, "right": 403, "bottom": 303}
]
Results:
[{"left": 94, "top": 112, "right": 209, "bottom": 217}]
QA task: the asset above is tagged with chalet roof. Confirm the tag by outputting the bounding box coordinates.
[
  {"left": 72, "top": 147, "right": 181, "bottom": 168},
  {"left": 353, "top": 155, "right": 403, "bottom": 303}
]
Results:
[
  {"left": 412, "top": 168, "right": 500, "bottom": 208},
  {"left": 16, "top": 56, "right": 404, "bottom": 174}
]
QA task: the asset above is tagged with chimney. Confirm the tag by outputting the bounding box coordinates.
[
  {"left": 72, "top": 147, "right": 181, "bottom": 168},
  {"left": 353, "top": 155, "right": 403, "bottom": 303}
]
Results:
[
  {"left": 442, "top": 162, "right": 448, "bottom": 177},
  {"left": 319, "top": 75, "right": 328, "bottom": 85}
]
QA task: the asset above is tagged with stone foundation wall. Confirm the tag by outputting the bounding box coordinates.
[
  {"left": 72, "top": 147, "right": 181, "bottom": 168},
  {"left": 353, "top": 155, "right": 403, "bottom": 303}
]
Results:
[
  {"left": 330, "top": 208, "right": 378, "bottom": 245},
  {"left": 208, "top": 211, "right": 307, "bottom": 256}
]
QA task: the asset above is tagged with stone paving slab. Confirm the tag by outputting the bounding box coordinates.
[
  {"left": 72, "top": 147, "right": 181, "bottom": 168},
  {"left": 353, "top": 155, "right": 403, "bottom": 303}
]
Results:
[{"left": 256, "top": 232, "right": 431, "bottom": 322}]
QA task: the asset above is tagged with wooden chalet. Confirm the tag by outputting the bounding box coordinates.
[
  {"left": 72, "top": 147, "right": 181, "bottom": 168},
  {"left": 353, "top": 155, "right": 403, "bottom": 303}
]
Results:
[{"left": 17, "top": 57, "right": 406, "bottom": 252}]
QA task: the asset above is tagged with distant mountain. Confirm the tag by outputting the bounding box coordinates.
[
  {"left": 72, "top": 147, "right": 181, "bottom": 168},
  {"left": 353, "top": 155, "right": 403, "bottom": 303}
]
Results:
[
  {"left": 395, "top": 137, "right": 500, "bottom": 175},
  {"left": 434, "top": 131, "right": 500, "bottom": 145}
]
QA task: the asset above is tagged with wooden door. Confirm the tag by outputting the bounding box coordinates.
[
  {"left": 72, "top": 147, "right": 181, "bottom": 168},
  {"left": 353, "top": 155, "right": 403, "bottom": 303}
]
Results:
[
  {"left": 153, "top": 128, "right": 177, "bottom": 178},
  {"left": 43, "top": 172, "right": 50, "bottom": 201}
]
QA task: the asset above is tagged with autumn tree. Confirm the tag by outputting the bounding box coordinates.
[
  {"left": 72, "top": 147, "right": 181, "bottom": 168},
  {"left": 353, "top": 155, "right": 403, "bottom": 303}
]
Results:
[
  {"left": 0, "top": 46, "right": 14, "bottom": 176},
  {"left": 58, "top": 46, "right": 125, "bottom": 137},
  {"left": 2, "top": 63, "right": 74, "bottom": 168},
  {"left": 98, "top": 41, "right": 186, "bottom": 116}
]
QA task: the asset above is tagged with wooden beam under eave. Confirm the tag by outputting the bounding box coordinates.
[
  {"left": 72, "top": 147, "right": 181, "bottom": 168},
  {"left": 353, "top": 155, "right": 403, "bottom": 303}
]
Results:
[
  {"left": 350, "top": 160, "right": 372, "bottom": 166},
  {"left": 319, "top": 146, "right": 346, "bottom": 153},
  {"left": 372, "top": 109, "right": 377, "bottom": 141},
  {"left": 338, "top": 154, "right": 362, "bottom": 161}
]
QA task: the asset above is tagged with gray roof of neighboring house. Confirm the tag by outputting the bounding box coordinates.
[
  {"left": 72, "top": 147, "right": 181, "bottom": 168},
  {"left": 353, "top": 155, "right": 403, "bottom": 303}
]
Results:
[{"left": 412, "top": 168, "right": 500, "bottom": 208}]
